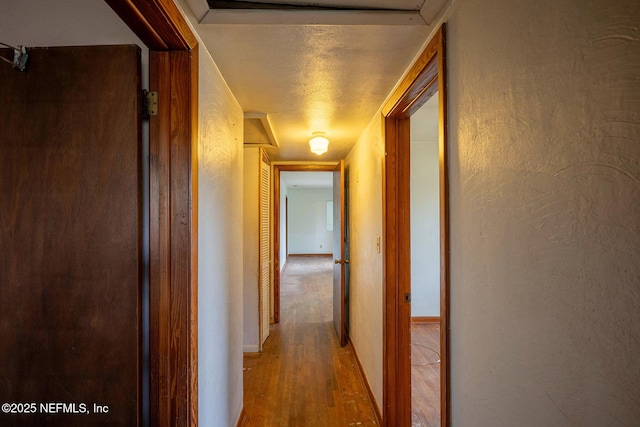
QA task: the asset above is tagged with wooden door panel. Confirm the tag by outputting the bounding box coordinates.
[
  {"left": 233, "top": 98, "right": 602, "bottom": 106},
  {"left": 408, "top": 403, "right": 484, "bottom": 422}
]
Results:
[
  {"left": 0, "top": 46, "right": 141, "bottom": 426},
  {"left": 332, "top": 160, "right": 347, "bottom": 346}
]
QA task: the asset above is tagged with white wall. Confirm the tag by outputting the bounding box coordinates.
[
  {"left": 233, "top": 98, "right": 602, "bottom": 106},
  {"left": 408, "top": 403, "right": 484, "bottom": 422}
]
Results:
[
  {"left": 195, "top": 41, "right": 244, "bottom": 427},
  {"left": 279, "top": 177, "right": 289, "bottom": 270},
  {"left": 174, "top": 1, "right": 245, "bottom": 425},
  {"left": 243, "top": 147, "right": 260, "bottom": 352},
  {"left": 344, "top": 114, "right": 385, "bottom": 411},
  {"left": 445, "top": 0, "right": 640, "bottom": 425},
  {"left": 410, "top": 114, "right": 440, "bottom": 317},
  {"left": 288, "top": 188, "right": 334, "bottom": 254},
  {"left": 2, "top": 1, "right": 147, "bottom": 57}
]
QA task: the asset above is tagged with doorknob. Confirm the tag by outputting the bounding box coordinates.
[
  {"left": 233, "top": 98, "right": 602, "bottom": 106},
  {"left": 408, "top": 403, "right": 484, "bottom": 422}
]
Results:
[{"left": 334, "top": 259, "right": 342, "bottom": 264}]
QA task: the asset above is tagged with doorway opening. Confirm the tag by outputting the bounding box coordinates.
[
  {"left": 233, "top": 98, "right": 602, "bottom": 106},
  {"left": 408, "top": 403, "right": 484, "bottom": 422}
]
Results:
[
  {"left": 272, "top": 163, "right": 349, "bottom": 344},
  {"left": 382, "top": 25, "right": 449, "bottom": 427},
  {"left": 410, "top": 93, "right": 441, "bottom": 426},
  {"left": 273, "top": 164, "right": 337, "bottom": 324}
]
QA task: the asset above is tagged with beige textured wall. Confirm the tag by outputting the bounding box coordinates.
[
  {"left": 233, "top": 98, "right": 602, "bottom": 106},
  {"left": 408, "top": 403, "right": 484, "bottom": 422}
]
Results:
[
  {"left": 196, "top": 41, "right": 245, "bottom": 426},
  {"left": 345, "top": 113, "right": 385, "bottom": 410},
  {"left": 347, "top": 0, "right": 640, "bottom": 423},
  {"left": 446, "top": 0, "right": 640, "bottom": 424}
]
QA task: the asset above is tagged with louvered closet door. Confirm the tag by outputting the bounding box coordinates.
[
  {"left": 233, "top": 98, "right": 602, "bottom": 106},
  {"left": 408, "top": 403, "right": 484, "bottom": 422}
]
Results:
[{"left": 259, "top": 156, "right": 271, "bottom": 346}]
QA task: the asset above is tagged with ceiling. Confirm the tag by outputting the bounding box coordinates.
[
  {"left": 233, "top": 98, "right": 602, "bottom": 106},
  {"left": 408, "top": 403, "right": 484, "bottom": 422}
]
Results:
[
  {"left": 185, "top": 0, "right": 447, "bottom": 161},
  {"left": 280, "top": 92, "right": 438, "bottom": 188}
]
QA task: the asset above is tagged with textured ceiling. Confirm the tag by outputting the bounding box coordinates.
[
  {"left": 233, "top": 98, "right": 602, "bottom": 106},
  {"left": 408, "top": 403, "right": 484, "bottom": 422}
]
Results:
[
  {"left": 186, "top": 0, "right": 437, "bottom": 161},
  {"left": 2, "top": 0, "right": 443, "bottom": 164}
]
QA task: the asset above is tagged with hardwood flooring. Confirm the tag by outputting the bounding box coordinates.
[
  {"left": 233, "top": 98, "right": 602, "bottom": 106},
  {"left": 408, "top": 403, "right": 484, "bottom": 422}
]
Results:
[
  {"left": 411, "top": 322, "right": 441, "bottom": 427},
  {"left": 243, "top": 256, "right": 379, "bottom": 426}
]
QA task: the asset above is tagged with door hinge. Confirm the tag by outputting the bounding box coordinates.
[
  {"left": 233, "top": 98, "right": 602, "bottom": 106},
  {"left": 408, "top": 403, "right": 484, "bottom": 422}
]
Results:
[
  {"left": 404, "top": 293, "right": 411, "bottom": 303},
  {"left": 142, "top": 90, "right": 158, "bottom": 119}
]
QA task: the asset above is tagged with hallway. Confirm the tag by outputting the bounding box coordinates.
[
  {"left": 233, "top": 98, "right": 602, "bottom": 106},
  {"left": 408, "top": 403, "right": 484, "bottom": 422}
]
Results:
[{"left": 243, "top": 256, "right": 379, "bottom": 426}]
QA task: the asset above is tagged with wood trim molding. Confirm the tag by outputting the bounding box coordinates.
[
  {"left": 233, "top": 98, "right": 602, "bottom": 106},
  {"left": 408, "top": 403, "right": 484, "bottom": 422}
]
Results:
[
  {"left": 273, "top": 163, "right": 338, "bottom": 171},
  {"left": 437, "top": 26, "right": 450, "bottom": 427},
  {"left": 383, "top": 29, "right": 441, "bottom": 117},
  {"left": 149, "top": 50, "right": 171, "bottom": 427},
  {"left": 106, "top": 1, "right": 200, "bottom": 425},
  {"left": 383, "top": 24, "right": 449, "bottom": 427},
  {"left": 383, "top": 115, "right": 412, "bottom": 426},
  {"left": 273, "top": 163, "right": 338, "bottom": 324},
  {"left": 273, "top": 165, "right": 281, "bottom": 324},
  {"left": 243, "top": 352, "right": 261, "bottom": 358},
  {"left": 105, "top": 0, "right": 198, "bottom": 50},
  {"left": 149, "top": 48, "right": 199, "bottom": 427},
  {"left": 349, "top": 339, "right": 383, "bottom": 425}
]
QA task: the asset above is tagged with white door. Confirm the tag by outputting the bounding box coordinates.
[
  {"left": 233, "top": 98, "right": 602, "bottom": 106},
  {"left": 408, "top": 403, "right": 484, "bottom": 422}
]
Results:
[{"left": 259, "top": 154, "right": 271, "bottom": 347}]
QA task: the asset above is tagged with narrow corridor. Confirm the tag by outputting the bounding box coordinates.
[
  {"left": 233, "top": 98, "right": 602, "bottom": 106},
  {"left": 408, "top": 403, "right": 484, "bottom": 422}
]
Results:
[{"left": 243, "top": 256, "right": 378, "bottom": 426}]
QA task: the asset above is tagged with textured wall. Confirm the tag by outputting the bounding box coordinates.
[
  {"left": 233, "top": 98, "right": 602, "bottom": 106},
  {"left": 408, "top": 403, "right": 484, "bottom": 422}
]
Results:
[
  {"left": 288, "top": 188, "right": 334, "bottom": 254},
  {"left": 196, "top": 43, "right": 244, "bottom": 426},
  {"left": 446, "top": 0, "right": 640, "bottom": 424},
  {"left": 345, "top": 113, "right": 385, "bottom": 411}
]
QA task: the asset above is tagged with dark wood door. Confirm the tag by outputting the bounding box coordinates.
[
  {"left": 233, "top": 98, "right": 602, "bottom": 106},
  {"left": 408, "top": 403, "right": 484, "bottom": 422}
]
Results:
[
  {"left": 332, "top": 160, "right": 347, "bottom": 346},
  {"left": 0, "top": 46, "right": 142, "bottom": 426}
]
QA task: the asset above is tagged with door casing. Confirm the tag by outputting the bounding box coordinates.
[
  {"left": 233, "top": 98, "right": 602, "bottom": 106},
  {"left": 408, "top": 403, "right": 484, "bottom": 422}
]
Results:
[
  {"left": 382, "top": 24, "right": 449, "bottom": 427},
  {"left": 104, "top": 1, "right": 199, "bottom": 425}
]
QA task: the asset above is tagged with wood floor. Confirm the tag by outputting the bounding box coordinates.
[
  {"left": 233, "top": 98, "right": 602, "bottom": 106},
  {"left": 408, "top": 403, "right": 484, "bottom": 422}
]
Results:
[
  {"left": 243, "top": 256, "right": 379, "bottom": 426},
  {"left": 411, "top": 322, "right": 441, "bottom": 427}
]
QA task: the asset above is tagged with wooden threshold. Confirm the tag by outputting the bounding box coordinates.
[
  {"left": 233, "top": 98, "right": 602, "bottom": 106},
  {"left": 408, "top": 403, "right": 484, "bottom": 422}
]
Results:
[
  {"left": 412, "top": 316, "right": 441, "bottom": 324},
  {"left": 243, "top": 352, "right": 261, "bottom": 358},
  {"left": 288, "top": 253, "right": 333, "bottom": 257}
]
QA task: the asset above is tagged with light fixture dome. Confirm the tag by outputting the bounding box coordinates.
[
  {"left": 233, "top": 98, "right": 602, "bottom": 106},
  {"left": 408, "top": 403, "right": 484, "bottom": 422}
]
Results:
[{"left": 309, "top": 132, "right": 329, "bottom": 155}]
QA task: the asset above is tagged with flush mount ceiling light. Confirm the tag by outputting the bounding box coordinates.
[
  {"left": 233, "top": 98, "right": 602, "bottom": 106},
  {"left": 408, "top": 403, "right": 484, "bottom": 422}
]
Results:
[{"left": 309, "top": 132, "right": 329, "bottom": 155}]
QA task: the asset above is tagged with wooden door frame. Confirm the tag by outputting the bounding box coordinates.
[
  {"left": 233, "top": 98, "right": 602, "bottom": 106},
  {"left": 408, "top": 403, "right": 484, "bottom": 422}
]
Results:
[
  {"left": 382, "top": 25, "right": 449, "bottom": 427},
  {"left": 273, "top": 163, "right": 337, "bottom": 324},
  {"left": 104, "top": 1, "right": 199, "bottom": 425}
]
